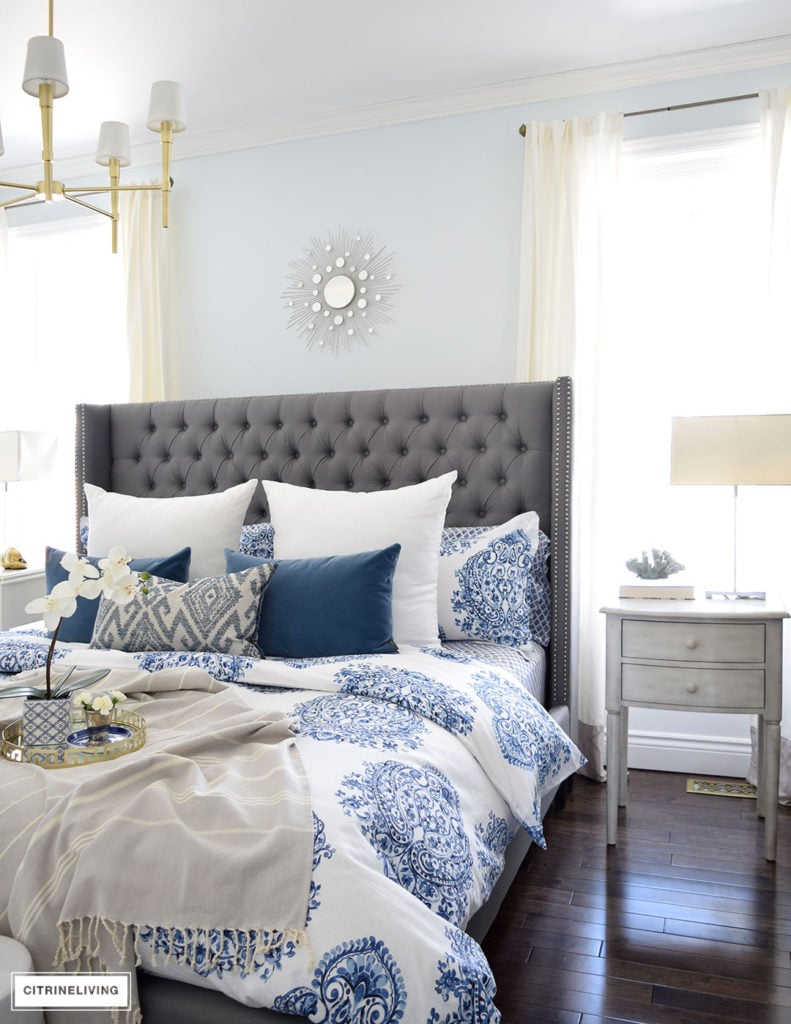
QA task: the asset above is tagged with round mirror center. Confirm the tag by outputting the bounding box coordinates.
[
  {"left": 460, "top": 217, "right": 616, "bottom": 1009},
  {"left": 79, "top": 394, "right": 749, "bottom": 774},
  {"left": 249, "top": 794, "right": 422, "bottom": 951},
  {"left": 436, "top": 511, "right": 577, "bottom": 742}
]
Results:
[{"left": 323, "top": 274, "right": 355, "bottom": 309}]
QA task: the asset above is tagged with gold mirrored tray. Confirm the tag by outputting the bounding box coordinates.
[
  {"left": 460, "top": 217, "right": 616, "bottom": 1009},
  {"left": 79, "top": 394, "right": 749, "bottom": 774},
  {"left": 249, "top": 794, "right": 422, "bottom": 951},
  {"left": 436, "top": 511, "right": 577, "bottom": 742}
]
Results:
[{"left": 1, "top": 708, "right": 145, "bottom": 769}]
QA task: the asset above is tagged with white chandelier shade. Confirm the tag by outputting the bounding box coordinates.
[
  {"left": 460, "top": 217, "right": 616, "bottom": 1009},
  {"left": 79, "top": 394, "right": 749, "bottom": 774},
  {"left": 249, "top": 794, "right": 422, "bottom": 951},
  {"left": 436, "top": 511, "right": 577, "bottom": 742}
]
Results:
[
  {"left": 148, "top": 82, "right": 187, "bottom": 134},
  {"left": 22, "top": 35, "right": 69, "bottom": 97},
  {"left": 0, "top": 0, "right": 186, "bottom": 252},
  {"left": 96, "top": 122, "right": 132, "bottom": 168}
]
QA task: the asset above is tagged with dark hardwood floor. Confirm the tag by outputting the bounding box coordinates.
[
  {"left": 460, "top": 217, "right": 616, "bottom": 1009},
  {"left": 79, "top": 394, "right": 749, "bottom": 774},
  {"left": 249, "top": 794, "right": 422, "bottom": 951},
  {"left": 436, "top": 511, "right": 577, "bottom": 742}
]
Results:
[{"left": 482, "top": 769, "right": 791, "bottom": 1024}]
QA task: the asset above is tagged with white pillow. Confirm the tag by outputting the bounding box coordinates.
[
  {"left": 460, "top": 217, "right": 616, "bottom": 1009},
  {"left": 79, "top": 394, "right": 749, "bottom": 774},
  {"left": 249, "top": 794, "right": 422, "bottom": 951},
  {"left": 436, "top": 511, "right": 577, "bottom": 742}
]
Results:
[
  {"left": 85, "top": 480, "right": 257, "bottom": 580},
  {"left": 264, "top": 472, "right": 457, "bottom": 648}
]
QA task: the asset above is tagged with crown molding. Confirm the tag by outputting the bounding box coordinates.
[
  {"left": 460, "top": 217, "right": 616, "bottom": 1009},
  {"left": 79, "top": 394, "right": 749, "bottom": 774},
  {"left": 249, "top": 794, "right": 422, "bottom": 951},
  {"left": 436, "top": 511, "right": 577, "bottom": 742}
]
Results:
[{"left": 3, "top": 33, "right": 790, "bottom": 183}]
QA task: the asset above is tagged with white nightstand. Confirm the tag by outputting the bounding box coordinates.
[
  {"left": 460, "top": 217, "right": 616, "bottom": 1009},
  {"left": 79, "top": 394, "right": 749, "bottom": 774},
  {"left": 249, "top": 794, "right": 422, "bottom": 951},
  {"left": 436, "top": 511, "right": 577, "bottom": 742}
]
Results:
[
  {"left": 0, "top": 567, "right": 45, "bottom": 631},
  {"left": 601, "top": 596, "right": 788, "bottom": 861}
]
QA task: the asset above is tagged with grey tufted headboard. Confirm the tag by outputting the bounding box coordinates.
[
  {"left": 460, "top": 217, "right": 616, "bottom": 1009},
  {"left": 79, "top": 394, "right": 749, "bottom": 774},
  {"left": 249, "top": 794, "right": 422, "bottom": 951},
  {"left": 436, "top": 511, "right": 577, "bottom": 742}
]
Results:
[{"left": 75, "top": 378, "right": 573, "bottom": 712}]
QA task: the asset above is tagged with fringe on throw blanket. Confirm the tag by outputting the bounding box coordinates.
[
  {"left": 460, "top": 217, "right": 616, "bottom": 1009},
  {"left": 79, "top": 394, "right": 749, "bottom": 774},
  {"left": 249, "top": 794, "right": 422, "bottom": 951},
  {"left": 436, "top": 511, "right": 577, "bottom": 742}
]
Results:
[{"left": 56, "top": 915, "right": 309, "bottom": 977}]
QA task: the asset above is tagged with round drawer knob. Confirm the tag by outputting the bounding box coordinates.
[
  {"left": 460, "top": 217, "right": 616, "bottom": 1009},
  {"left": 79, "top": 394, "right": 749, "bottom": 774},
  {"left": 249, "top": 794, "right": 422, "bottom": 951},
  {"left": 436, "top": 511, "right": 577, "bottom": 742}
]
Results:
[
  {"left": 685, "top": 637, "right": 698, "bottom": 650},
  {"left": 686, "top": 681, "right": 698, "bottom": 694}
]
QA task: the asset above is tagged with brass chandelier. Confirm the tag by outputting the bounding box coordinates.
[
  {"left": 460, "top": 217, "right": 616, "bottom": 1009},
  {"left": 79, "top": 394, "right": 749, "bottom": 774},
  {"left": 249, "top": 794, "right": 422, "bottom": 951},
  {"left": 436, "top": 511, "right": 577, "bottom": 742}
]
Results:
[{"left": 0, "top": 0, "right": 186, "bottom": 252}]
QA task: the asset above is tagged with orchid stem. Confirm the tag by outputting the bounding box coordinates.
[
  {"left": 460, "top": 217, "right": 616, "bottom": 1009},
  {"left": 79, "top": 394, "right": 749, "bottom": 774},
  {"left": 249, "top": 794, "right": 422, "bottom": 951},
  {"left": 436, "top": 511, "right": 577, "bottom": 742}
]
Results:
[{"left": 46, "top": 619, "right": 62, "bottom": 699}]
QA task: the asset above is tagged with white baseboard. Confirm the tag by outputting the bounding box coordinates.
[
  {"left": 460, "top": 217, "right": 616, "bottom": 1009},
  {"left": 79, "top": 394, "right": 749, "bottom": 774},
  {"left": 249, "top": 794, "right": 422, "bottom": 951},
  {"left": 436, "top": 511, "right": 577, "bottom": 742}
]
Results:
[{"left": 626, "top": 727, "right": 752, "bottom": 778}]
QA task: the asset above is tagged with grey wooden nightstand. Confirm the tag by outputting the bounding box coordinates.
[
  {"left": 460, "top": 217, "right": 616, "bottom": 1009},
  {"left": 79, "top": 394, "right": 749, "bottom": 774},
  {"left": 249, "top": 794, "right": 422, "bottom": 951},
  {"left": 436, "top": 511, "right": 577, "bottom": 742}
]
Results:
[
  {"left": 601, "top": 596, "right": 788, "bottom": 861},
  {"left": 0, "top": 567, "right": 45, "bottom": 631}
]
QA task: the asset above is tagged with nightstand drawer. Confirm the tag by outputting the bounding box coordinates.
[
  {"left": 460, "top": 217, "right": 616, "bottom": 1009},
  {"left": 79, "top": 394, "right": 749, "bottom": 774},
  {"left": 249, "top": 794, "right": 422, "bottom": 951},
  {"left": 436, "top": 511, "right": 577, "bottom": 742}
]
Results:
[
  {"left": 622, "top": 664, "right": 765, "bottom": 709},
  {"left": 0, "top": 568, "right": 45, "bottom": 631},
  {"left": 622, "top": 619, "right": 765, "bottom": 663}
]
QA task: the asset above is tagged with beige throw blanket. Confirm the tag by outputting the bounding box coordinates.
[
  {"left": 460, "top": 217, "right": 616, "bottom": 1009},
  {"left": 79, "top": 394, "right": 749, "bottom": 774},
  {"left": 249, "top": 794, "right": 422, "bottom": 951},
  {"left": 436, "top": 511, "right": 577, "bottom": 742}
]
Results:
[{"left": 0, "top": 667, "right": 313, "bottom": 1024}]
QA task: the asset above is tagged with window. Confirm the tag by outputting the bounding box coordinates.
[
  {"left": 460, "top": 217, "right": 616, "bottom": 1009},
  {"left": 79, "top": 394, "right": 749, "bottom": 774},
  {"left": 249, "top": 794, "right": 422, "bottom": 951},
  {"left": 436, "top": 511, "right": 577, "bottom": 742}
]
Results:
[
  {"left": 601, "top": 123, "right": 790, "bottom": 597},
  {"left": 0, "top": 215, "right": 127, "bottom": 560}
]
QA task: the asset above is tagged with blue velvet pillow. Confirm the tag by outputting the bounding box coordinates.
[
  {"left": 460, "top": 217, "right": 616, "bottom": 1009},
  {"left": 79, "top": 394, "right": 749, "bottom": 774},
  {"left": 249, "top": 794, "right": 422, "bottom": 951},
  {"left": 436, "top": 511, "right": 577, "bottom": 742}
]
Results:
[
  {"left": 225, "top": 545, "right": 400, "bottom": 658},
  {"left": 45, "top": 546, "right": 192, "bottom": 643}
]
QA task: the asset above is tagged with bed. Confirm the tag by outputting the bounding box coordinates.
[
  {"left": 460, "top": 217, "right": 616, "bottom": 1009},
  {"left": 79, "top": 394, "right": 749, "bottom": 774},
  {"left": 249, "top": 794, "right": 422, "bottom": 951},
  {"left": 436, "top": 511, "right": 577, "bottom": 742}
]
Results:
[{"left": 0, "top": 378, "right": 578, "bottom": 1024}]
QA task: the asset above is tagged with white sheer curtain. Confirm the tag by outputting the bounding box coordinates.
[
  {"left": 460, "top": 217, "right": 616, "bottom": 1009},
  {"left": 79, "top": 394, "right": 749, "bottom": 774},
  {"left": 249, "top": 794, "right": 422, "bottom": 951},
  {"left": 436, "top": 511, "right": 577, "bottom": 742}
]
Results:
[
  {"left": 746, "top": 86, "right": 791, "bottom": 801},
  {"left": 516, "top": 113, "right": 623, "bottom": 779},
  {"left": 0, "top": 215, "right": 127, "bottom": 556},
  {"left": 120, "top": 187, "right": 175, "bottom": 402}
]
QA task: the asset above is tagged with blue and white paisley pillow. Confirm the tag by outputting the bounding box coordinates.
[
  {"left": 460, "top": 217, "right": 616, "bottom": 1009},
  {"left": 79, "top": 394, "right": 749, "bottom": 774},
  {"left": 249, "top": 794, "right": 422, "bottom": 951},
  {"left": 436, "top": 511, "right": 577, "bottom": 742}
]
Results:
[
  {"left": 438, "top": 512, "right": 550, "bottom": 647},
  {"left": 240, "top": 522, "right": 275, "bottom": 559}
]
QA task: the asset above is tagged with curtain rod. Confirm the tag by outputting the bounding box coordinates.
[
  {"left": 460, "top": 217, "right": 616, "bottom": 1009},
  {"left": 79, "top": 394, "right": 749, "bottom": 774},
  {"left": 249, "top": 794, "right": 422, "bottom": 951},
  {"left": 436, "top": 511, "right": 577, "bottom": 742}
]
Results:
[{"left": 517, "top": 92, "right": 759, "bottom": 135}]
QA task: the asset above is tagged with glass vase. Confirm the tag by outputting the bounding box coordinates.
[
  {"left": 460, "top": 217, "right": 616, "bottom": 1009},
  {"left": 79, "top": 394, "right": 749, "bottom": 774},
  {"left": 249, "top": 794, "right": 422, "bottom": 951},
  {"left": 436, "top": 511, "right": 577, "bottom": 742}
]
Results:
[{"left": 84, "top": 709, "right": 115, "bottom": 744}]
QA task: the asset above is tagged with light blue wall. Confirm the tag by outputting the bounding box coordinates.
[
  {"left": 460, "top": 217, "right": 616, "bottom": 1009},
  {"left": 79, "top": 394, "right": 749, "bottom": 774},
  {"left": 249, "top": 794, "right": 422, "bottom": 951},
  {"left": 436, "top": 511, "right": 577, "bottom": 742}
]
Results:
[
  {"left": 170, "top": 109, "right": 523, "bottom": 398},
  {"left": 162, "top": 60, "right": 791, "bottom": 400}
]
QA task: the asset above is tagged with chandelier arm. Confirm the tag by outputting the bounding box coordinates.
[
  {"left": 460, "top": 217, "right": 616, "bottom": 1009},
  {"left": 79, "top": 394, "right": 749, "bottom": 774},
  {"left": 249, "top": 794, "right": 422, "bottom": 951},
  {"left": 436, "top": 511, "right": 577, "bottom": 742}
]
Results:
[
  {"left": 62, "top": 194, "right": 112, "bottom": 218},
  {"left": 0, "top": 191, "right": 43, "bottom": 210},
  {"left": 0, "top": 182, "right": 39, "bottom": 194},
  {"left": 63, "top": 184, "right": 163, "bottom": 195}
]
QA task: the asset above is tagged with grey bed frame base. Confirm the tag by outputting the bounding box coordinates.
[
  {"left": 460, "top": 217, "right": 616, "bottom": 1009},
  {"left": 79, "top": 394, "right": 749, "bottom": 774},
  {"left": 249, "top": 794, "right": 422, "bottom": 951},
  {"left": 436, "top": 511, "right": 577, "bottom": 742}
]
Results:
[{"left": 75, "top": 378, "right": 573, "bottom": 1024}]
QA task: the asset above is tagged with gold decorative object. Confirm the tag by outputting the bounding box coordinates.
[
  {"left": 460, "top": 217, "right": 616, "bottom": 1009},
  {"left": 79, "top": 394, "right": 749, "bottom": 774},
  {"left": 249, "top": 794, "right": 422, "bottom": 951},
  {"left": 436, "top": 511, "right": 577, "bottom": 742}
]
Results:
[
  {"left": 0, "top": 547, "right": 27, "bottom": 570},
  {"left": 1, "top": 708, "right": 145, "bottom": 769},
  {"left": 0, "top": 0, "right": 186, "bottom": 253}
]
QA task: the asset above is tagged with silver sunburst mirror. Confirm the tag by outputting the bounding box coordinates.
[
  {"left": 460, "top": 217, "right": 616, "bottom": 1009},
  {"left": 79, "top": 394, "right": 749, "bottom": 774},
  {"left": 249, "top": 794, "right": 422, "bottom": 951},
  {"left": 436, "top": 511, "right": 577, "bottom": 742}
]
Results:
[{"left": 282, "top": 229, "right": 399, "bottom": 353}]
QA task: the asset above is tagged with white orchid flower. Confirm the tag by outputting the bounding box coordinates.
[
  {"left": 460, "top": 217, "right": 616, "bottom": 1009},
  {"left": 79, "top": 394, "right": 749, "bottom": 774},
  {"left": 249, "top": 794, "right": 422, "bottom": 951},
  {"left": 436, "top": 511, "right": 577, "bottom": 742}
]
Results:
[
  {"left": 25, "top": 580, "right": 78, "bottom": 631},
  {"left": 91, "top": 694, "right": 114, "bottom": 715},
  {"left": 72, "top": 576, "right": 103, "bottom": 600},
  {"left": 60, "top": 551, "right": 100, "bottom": 584},
  {"left": 98, "top": 547, "right": 133, "bottom": 577},
  {"left": 24, "top": 545, "right": 139, "bottom": 699},
  {"left": 100, "top": 565, "right": 133, "bottom": 590},
  {"left": 104, "top": 574, "right": 140, "bottom": 605},
  {"left": 73, "top": 690, "right": 94, "bottom": 708}
]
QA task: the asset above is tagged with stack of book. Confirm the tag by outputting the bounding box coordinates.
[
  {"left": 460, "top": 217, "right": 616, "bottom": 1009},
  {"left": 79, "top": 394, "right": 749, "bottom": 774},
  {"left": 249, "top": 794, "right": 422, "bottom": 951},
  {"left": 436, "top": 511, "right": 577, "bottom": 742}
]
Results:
[{"left": 619, "top": 581, "right": 695, "bottom": 600}]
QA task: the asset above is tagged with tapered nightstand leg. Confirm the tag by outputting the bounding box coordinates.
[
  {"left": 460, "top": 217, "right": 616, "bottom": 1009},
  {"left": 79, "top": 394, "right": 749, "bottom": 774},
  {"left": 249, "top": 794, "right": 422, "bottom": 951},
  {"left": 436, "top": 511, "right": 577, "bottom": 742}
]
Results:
[
  {"left": 619, "top": 707, "right": 629, "bottom": 806},
  {"left": 756, "top": 716, "right": 766, "bottom": 819},
  {"left": 606, "top": 709, "right": 621, "bottom": 845},
  {"left": 763, "top": 720, "right": 779, "bottom": 861}
]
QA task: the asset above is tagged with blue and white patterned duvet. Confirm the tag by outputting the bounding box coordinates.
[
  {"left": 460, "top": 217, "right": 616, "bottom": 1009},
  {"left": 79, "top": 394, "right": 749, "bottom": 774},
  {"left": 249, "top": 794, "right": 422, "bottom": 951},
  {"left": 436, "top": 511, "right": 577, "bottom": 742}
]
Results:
[{"left": 0, "top": 631, "right": 583, "bottom": 1022}]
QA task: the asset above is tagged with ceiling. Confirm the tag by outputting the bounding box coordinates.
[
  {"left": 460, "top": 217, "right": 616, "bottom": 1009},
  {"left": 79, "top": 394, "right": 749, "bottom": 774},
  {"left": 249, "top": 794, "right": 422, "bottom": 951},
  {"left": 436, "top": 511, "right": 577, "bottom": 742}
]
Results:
[{"left": 0, "top": 0, "right": 790, "bottom": 174}]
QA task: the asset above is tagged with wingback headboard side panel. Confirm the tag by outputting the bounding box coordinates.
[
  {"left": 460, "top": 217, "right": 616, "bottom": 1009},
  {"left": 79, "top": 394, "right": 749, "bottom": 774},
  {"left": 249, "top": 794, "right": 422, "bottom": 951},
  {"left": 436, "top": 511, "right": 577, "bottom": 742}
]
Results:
[{"left": 76, "top": 379, "right": 572, "bottom": 709}]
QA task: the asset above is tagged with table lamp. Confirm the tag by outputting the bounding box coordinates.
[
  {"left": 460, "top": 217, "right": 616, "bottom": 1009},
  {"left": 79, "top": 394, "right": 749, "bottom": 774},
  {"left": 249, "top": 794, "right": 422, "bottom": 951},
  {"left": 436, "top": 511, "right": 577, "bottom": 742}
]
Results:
[
  {"left": 670, "top": 414, "right": 791, "bottom": 599},
  {"left": 0, "top": 431, "right": 57, "bottom": 567}
]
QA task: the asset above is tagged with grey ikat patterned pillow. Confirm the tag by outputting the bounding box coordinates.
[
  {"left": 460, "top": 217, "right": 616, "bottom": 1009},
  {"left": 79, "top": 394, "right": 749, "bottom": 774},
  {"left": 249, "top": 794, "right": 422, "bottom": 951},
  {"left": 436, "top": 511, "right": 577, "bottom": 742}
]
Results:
[{"left": 90, "top": 563, "right": 276, "bottom": 657}]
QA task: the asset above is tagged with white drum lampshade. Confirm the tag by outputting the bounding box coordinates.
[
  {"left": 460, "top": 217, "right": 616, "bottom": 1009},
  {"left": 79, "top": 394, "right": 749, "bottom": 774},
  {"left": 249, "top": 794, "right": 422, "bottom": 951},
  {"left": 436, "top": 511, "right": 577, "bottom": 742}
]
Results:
[
  {"left": 0, "top": 431, "right": 57, "bottom": 483},
  {"left": 147, "top": 81, "right": 186, "bottom": 133},
  {"left": 96, "top": 121, "right": 131, "bottom": 166},
  {"left": 22, "top": 35, "right": 69, "bottom": 97},
  {"left": 671, "top": 413, "right": 791, "bottom": 597}
]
